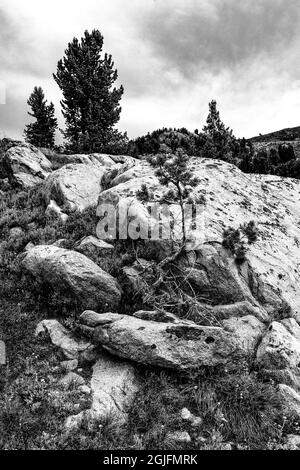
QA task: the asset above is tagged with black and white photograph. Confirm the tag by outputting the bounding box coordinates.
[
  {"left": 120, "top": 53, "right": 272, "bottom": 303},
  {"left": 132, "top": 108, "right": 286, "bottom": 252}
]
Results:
[{"left": 1, "top": 0, "right": 300, "bottom": 457}]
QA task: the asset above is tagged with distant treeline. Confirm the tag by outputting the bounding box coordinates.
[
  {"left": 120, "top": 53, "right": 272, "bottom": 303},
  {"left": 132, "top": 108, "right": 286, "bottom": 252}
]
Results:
[{"left": 126, "top": 125, "right": 300, "bottom": 179}]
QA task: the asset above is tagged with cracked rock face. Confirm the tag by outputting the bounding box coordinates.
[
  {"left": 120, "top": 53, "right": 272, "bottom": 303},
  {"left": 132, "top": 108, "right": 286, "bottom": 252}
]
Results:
[
  {"left": 22, "top": 245, "right": 122, "bottom": 311},
  {"left": 81, "top": 312, "right": 240, "bottom": 370}
]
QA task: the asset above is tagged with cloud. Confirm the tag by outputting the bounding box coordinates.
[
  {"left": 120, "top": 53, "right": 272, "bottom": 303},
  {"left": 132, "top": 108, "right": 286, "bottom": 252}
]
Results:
[
  {"left": 138, "top": 0, "right": 300, "bottom": 78},
  {"left": 0, "top": 0, "right": 300, "bottom": 141}
]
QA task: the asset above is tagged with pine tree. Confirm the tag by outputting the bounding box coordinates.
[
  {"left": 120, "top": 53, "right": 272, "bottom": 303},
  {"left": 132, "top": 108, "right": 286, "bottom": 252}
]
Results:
[
  {"left": 202, "top": 100, "right": 236, "bottom": 161},
  {"left": 137, "top": 150, "right": 200, "bottom": 246},
  {"left": 24, "top": 87, "right": 57, "bottom": 148},
  {"left": 53, "top": 30, "right": 124, "bottom": 153}
]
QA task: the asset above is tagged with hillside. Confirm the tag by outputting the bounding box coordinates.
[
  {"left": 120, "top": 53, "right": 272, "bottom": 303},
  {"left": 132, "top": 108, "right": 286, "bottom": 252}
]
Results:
[
  {"left": 251, "top": 126, "right": 300, "bottom": 143},
  {"left": 1, "top": 141, "right": 300, "bottom": 450}
]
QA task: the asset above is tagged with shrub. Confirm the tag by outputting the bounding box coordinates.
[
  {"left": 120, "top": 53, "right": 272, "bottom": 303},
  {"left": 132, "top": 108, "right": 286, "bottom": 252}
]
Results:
[{"left": 222, "top": 221, "right": 258, "bottom": 263}]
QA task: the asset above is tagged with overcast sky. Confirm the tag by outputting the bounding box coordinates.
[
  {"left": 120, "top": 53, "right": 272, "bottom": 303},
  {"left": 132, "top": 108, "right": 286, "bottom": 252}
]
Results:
[{"left": 0, "top": 0, "right": 300, "bottom": 142}]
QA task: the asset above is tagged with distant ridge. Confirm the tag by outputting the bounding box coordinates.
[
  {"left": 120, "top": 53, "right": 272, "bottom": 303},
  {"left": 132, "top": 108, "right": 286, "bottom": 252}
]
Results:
[{"left": 251, "top": 126, "right": 300, "bottom": 142}]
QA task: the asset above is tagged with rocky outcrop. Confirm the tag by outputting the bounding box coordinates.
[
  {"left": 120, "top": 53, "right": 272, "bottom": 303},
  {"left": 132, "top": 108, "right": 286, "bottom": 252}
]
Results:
[
  {"left": 98, "top": 157, "right": 300, "bottom": 320},
  {"left": 1, "top": 143, "right": 52, "bottom": 188},
  {"left": 22, "top": 245, "right": 121, "bottom": 311},
  {"left": 80, "top": 312, "right": 239, "bottom": 370},
  {"left": 44, "top": 163, "right": 106, "bottom": 211}
]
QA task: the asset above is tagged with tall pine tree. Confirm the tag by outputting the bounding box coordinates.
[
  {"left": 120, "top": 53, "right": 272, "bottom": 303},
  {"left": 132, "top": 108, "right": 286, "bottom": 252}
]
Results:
[
  {"left": 202, "top": 100, "right": 236, "bottom": 161},
  {"left": 53, "top": 30, "right": 124, "bottom": 153},
  {"left": 24, "top": 87, "right": 57, "bottom": 148}
]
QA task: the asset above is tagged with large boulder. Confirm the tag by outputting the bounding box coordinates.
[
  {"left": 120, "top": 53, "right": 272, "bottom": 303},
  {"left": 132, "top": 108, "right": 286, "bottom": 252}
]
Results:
[
  {"left": 22, "top": 245, "right": 121, "bottom": 311},
  {"left": 80, "top": 312, "right": 239, "bottom": 370},
  {"left": 0, "top": 143, "right": 52, "bottom": 188},
  {"left": 44, "top": 163, "right": 106, "bottom": 211}
]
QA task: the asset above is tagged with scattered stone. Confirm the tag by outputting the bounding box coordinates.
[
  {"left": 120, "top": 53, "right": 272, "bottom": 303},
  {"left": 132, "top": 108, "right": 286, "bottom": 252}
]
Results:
[
  {"left": 180, "top": 408, "right": 192, "bottom": 421},
  {"left": 165, "top": 431, "right": 191, "bottom": 446},
  {"left": 22, "top": 245, "right": 122, "bottom": 311},
  {"left": 180, "top": 408, "right": 202, "bottom": 427}
]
